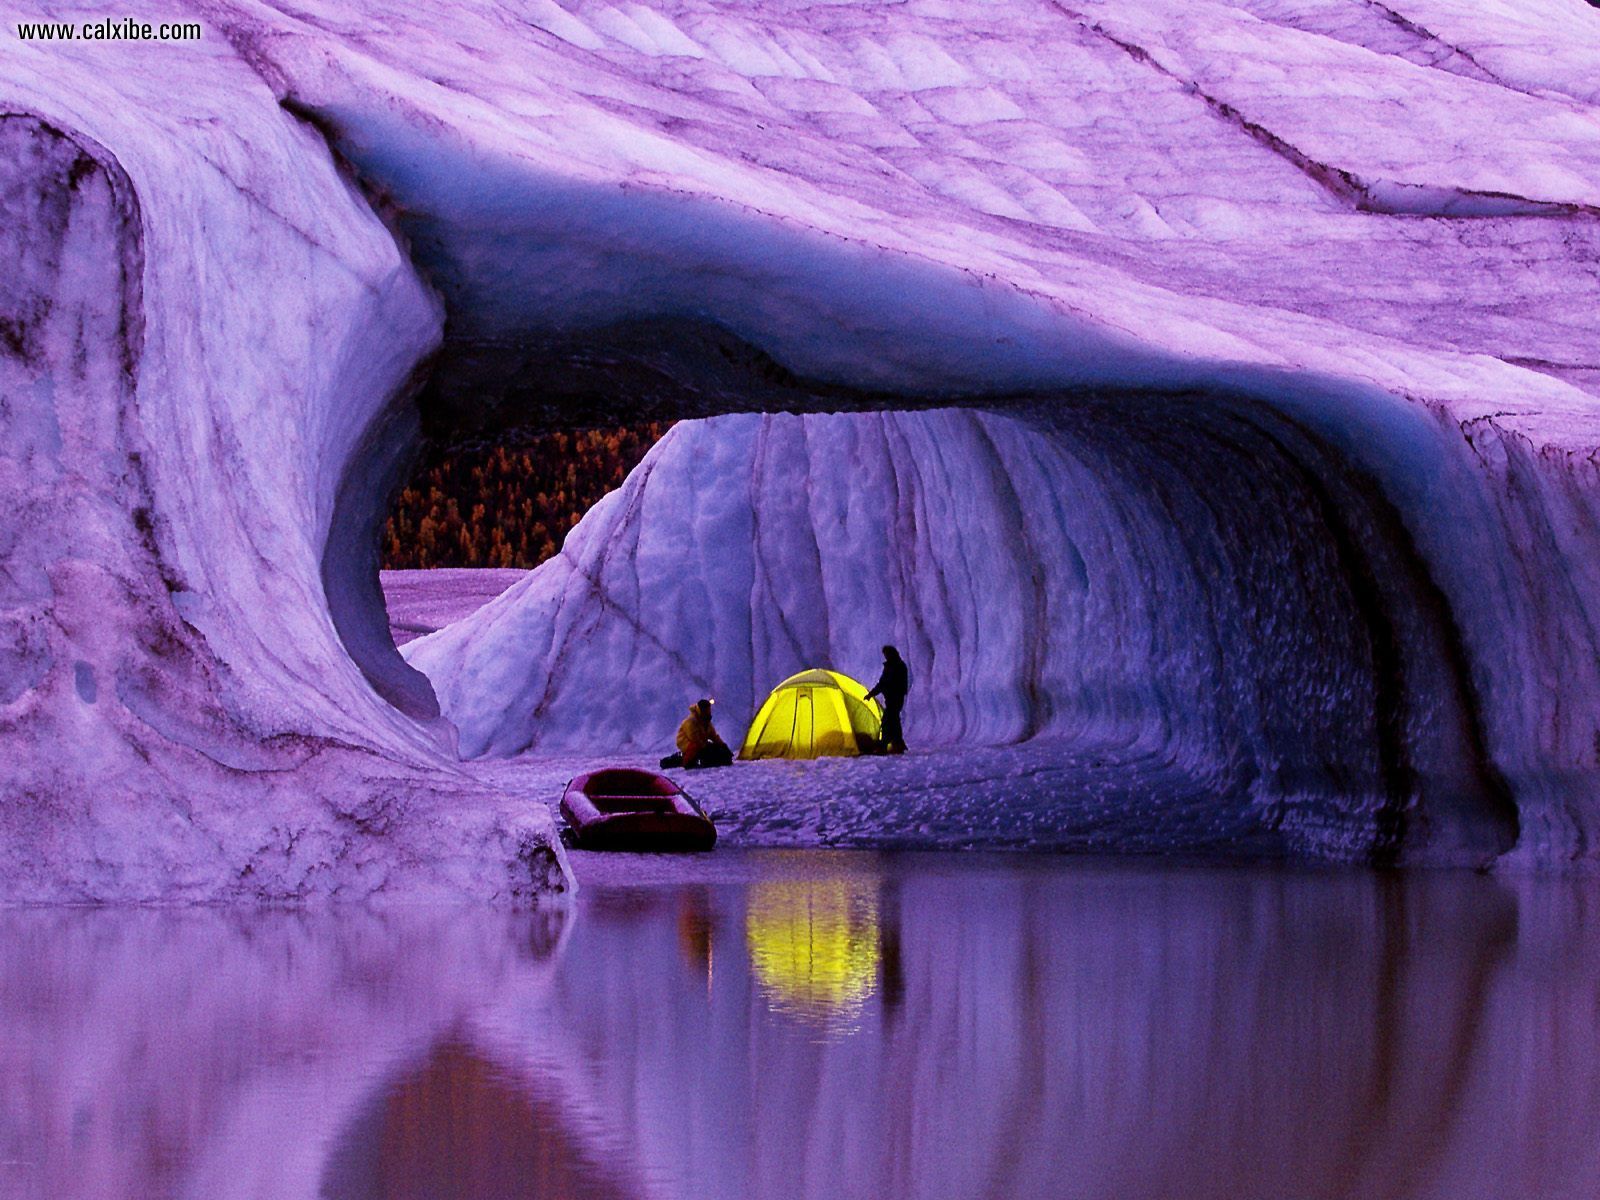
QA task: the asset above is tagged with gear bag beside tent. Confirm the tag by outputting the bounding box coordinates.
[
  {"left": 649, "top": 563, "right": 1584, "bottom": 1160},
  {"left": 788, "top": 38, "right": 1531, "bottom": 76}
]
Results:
[{"left": 739, "top": 669, "right": 884, "bottom": 760}]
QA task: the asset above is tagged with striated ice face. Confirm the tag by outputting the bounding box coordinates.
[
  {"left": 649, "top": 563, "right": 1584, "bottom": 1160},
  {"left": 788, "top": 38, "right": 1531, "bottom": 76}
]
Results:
[{"left": 3, "top": 0, "right": 1600, "bottom": 894}]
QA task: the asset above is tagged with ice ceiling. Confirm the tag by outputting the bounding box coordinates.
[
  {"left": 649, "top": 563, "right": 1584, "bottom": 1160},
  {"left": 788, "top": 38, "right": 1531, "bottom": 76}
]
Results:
[{"left": 4, "top": 0, "right": 1600, "bottom": 897}]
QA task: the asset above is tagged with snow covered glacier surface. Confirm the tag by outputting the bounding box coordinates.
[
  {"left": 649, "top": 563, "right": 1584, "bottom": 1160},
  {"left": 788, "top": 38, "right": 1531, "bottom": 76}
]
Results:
[{"left": 5, "top": 0, "right": 1600, "bottom": 895}]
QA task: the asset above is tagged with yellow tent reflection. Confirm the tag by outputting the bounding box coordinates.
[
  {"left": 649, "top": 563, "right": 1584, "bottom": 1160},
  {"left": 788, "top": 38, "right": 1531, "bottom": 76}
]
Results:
[{"left": 745, "top": 878, "right": 880, "bottom": 1028}]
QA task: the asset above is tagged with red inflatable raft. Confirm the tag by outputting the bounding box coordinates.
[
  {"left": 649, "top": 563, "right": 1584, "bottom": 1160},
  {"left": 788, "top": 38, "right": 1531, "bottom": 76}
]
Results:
[{"left": 559, "top": 768, "right": 717, "bottom": 851}]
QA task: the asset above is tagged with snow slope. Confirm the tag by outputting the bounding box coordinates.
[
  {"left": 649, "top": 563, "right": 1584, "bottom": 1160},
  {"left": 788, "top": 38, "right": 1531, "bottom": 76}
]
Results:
[
  {"left": 4, "top": 0, "right": 1600, "bottom": 891},
  {"left": 381, "top": 568, "right": 525, "bottom": 645}
]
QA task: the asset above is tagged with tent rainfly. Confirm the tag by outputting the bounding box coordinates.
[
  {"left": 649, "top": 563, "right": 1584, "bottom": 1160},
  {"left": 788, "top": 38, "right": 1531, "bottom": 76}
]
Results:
[{"left": 739, "top": 669, "right": 883, "bottom": 760}]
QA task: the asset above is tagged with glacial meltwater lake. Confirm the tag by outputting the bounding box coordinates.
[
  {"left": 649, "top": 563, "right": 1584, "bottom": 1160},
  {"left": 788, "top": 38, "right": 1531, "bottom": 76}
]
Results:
[{"left": 6, "top": 851, "right": 1599, "bottom": 1200}]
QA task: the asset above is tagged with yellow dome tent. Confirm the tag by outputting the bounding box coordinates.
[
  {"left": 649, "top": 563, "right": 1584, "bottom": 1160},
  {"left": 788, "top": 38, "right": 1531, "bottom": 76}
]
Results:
[{"left": 739, "top": 669, "right": 883, "bottom": 760}]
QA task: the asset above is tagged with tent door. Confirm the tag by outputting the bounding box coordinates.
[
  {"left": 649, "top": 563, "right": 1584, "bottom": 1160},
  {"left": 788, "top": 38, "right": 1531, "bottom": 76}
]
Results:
[{"left": 795, "top": 689, "right": 814, "bottom": 755}]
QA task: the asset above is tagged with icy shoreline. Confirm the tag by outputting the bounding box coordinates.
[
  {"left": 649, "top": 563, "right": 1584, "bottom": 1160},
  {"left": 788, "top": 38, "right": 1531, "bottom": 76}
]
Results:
[
  {"left": 381, "top": 568, "right": 526, "bottom": 645},
  {"left": 478, "top": 741, "right": 1282, "bottom": 861}
]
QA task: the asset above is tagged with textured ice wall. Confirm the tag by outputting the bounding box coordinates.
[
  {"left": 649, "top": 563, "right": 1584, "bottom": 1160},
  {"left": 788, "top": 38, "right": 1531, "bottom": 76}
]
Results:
[
  {"left": 5, "top": 0, "right": 1600, "bottom": 882},
  {"left": 0, "top": 16, "right": 566, "bottom": 899}
]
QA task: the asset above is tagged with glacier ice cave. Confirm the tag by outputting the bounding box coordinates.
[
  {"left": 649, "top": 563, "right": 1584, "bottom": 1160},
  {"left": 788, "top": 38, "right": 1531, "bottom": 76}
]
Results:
[{"left": 4, "top": 0, "right": 1600, "bottom": 899}]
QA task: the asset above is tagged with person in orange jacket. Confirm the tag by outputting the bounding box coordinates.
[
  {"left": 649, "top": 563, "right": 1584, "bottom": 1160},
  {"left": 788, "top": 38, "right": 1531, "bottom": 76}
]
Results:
[{"left": 662, "top": 698, "right": 732, "bottom": 769}]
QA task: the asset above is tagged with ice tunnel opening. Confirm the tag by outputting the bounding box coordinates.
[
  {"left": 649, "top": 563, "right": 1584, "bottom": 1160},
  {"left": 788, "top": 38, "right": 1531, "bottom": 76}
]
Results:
[{"left": 330, "top": 320, "right": 1518, "bottom": 865}]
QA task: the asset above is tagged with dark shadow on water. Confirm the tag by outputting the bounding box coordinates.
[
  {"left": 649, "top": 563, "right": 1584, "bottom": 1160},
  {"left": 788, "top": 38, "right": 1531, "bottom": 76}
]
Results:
[{"left": 322, "top": 1038, "right": 640, "bottom": 1200}]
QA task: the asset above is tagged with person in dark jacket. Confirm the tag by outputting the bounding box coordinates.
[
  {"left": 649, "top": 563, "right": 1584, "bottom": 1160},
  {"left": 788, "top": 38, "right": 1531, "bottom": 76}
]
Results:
[{"left": 865, "top": 645, "right": 910, "bottom": 754}]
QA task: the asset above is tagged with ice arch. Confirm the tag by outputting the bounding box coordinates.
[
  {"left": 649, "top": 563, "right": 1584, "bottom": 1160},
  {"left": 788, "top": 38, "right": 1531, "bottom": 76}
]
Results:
[
  {"left": 5, "top": 0, "right": 1600, "bottom": 895},
  {"left": 406, "top": 396, "right": 1517, "bottom": 864}
]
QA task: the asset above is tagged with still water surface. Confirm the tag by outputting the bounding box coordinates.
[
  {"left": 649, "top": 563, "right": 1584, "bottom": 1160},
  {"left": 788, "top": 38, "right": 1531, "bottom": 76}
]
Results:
[{"left": 5, "top": 851, "right": 1600, "bottom": 1200}]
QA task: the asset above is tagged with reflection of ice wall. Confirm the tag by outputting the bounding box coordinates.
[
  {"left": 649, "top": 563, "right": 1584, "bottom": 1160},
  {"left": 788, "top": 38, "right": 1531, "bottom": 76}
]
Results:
[
  {"left": 0, "top": 908, "right": 569, "bottom": 1200},
  {"left": 517, "top": 865, "right": 1600, "bottom": 1200},
  {"left": 6, "top": 0, "right": 1600, "bottom": 884},
  {"left": 8, "top": 871, "right": 1600, "bottom": 1200}
]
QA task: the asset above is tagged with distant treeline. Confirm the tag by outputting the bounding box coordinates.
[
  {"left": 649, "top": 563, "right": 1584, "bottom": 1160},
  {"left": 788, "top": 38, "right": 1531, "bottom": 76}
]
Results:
[{"left": 382, "top": 423, "right": 672, "bottom": 569}]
